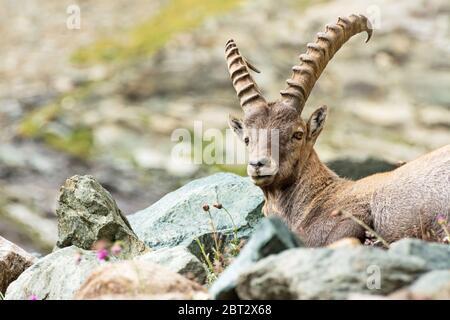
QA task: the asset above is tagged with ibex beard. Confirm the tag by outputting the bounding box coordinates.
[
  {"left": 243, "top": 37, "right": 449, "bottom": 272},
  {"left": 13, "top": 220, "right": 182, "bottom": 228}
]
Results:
[{"left": 225, "top": 14, "right": 450, "bottom": 247}]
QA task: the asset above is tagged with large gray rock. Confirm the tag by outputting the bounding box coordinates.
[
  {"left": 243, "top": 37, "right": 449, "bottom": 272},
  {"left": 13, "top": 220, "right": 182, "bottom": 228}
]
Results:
[
  {"left": 389, "top": 238, "right": 450, "bottom": 271},
  {"left": 5, "top": 246, "right": 114, "bottom": 300},
  {"left": 390, "top": 270, "right": 450, "bottom": 300},
  {"left": 210, "top": 216, "right": 302, "bottom": 299},
  {"left": 56, "top": 175, "right": 147, "bottom": 259},
  {"left": 128, "top": 173, "right": 264, "bottom": 249},
  {"left": 137, "top": 246, "right": 207, "bottom": 284},
  {"left": 0, "top": 236, "right": 36, "bottom": 294},
  {"left": 236, "top": 246, "right": 427, "bottom": 299}
]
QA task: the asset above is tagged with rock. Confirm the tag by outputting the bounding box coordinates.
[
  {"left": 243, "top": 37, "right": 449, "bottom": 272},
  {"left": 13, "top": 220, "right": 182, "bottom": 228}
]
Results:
[
  {"left": 0, "top": 236, "right": 36, "bottom": 294},
  {"left": 5, "top": 246, "right": 111, "bottom": 300},
  {"left": 128, "top": 173, "right": 264, "bottom": 249},
  {"left": 389, "top": 238, "right": 450, "bottom": 270},
  {"left": 209, "top": 216, "right": 302, "bottom": 300},
  {"left": 74, "top": 261, "right": 207, "bottom": 300},
  {"left": 235, "top": 246, "right": 427, "bottom": 300},
  {"left": 327, "top": 157, "right": 398, "bottom": 180},
  {"left": 327, "top": 237, "right": 361, "bottom": 249},
  {"left": 137, "top": 246, "right": 207, "bottom": 284},
  {"left": 348, "top": 293, "right": 392, "bottom": 300},
  {"left": 56, "top": 175, "right": 147, "bottom": 259},
  {"left": 390, "top": 270, "right": 450, "bottom": 300}
]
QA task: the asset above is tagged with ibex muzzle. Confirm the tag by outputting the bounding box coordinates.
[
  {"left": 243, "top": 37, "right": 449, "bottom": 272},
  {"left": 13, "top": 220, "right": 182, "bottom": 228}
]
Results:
[
  {"left": 243, "top": 127, "right": 280, "bottom": 186},
  {"left": 225, "top": 14, "right": 450, "bottom": 246}
]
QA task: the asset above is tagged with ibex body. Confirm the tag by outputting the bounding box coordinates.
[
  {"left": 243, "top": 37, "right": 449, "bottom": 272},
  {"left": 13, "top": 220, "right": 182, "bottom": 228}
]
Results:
[{"left": 225, "top": 14, "right": 450, "bottom": 246}]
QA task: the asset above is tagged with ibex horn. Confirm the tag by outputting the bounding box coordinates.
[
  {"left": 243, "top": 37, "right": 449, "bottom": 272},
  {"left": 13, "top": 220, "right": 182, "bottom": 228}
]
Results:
[
  {"left": 225, "top": 39, "right": 267, "bottom": 111},
  {"left": 280, "top": 14, "right": 373, "bottom": 113}
]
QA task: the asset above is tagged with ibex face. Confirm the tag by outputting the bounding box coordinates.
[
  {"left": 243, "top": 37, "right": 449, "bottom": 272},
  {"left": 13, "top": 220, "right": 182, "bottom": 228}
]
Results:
[
  {"left": 225, "top": 14, "right": 372, "bottom": 187},
  {"left": 228, "top": 101, "right": 327, "bottom": 187}
]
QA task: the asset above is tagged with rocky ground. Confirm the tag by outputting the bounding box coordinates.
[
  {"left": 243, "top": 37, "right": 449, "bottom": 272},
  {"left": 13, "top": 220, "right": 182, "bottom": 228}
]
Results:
[
  {"left": 1, "top": 173, "right": 449, "bottom": 300},
  {"left": 0, "top": 0, "right": 449, "bottom": 253}
]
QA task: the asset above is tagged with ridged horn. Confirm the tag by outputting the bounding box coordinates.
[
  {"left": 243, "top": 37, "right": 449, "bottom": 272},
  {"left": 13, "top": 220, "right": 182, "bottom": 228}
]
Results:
[
  {"left": 225, "top": 39, "right": 267, "bottom": 111},
  {"left": 280, "top": 14, "right": 373, "bottom": 113}
]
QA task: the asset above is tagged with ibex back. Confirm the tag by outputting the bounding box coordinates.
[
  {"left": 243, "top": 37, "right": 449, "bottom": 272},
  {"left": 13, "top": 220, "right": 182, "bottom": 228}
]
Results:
[{"left": 225, "top": 14, "right": 450, "bottom": 246}]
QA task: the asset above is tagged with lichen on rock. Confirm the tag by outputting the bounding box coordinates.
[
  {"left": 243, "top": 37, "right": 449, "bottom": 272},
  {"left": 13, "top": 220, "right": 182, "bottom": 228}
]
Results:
[{"left": 56, "top": 175, "right": 147, "bottom": 259}]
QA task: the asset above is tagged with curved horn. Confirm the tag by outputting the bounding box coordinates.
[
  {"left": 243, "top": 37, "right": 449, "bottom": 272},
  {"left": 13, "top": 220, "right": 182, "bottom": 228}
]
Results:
[
  {"left": 280, "top": 14, "right": 373, "bottom": 113},
  {"left": 225, "top": 39, "right": 267, "bottom": 111}
]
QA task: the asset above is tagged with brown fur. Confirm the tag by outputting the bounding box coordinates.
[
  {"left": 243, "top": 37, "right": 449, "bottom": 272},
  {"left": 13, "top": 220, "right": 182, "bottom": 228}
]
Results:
[{"left": 226, "top": 15, "right": 450, "bottom": 246}]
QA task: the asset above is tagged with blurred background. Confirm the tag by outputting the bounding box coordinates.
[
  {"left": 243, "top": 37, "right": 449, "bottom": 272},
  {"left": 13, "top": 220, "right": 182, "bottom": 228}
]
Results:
[{"left": 0, "top": 0, "right": 449, "bottom": 254}]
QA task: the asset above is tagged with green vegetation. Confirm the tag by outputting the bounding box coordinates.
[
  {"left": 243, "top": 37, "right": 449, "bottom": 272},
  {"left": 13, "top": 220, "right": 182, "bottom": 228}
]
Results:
[
  {"left": 72, "top": 0, "right": 243, "bottom": 64},
  {"left": 210, "top": 164, "right": 247, "bottom": 176},
  {"left": 19, "top": 104, "right": 60, "bottom": 138},
  {"left": 18, "top": 87, "right": 95, "bottom": 158},
  {"left": 196, "top": 203, "right": 244, "bottom": 285},
  {"left": 43, "top": 127, "right": 93, "bottom": 159}
]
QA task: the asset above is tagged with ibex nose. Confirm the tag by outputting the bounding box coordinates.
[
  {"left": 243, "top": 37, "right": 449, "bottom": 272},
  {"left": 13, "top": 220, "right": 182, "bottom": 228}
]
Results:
[{"left": 249, "top": 157, "right": 269, "bottom": 168}]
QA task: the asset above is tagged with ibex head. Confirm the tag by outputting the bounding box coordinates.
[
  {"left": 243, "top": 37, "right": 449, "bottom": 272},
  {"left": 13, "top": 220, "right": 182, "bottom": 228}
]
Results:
[{"left": 226, "top": 14, "right": 372, "bottom": 187}]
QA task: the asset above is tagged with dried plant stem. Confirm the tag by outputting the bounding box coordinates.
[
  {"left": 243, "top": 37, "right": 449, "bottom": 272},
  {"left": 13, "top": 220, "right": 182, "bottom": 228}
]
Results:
[
  {"left": 341, "top": 210, "right": 390, "bottom": 249},
  {"left": 221, "top": 207, "right": 239, "bottom": 243},
  {"left": 195, "top": 238, "right": 214, "bottom": 273},
  {"left": 205, "top": 209, "right": 221, "bottom": 261}
]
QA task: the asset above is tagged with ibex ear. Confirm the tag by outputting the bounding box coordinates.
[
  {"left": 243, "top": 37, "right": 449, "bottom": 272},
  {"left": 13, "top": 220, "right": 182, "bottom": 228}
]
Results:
[
  {"left": 307, "top": 105, "right": 328, "bottom": 142},
  {"left": 228, "top": 115, "right": 244, "bottom": 140}
]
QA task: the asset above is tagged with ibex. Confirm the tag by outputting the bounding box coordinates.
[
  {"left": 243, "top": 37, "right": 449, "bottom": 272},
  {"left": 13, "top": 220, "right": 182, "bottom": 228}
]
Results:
[{"left": 225, "top": 14, "right": 450, "bottom": 246}]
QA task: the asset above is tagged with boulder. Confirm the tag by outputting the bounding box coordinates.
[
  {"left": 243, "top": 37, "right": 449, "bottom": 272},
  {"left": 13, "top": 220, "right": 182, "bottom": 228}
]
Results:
[
  {"left": 74, "top": 261, "right": 207, "bottom": 300},
  {"left": 128, "top": 173, "right": 264, "bottom": 249},
  {"left": 326, "top": 158, "right": 398, "bottom": 180},
  {"left": 210, "top": 217, "right": 302, "bottom": 299},
  {"left": 390, "top": 270, "right": 450, "bottom": 300},
  {"left": 56, "top": 175, "right": 147, "bottom": 259},
  {"left": 389, "top": 238, "right": 450, "bottom": 271},
  {"left": 5, "top": 246, "right": 112, "bottom": 300},
  {"left": 137, "top": 246, "right": 207, "bottom": 284},
  {"left": 235, "top": 246, "right": 427, "bottom": 299},
  {"left": 0, "top": 236, "right": 36, "bottom": 294}
]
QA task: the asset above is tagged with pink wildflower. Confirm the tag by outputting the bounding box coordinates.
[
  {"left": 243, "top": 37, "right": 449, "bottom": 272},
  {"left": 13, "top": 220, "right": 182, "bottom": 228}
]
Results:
[
  {"left": 111, "top": 242, "right": 122, "bottom": 256},
  {"left": 29, "top": 294, "right": 38, "bottom": 300},
  {"left": 96, "top": 248, "right": 109, "bottom": 261}
]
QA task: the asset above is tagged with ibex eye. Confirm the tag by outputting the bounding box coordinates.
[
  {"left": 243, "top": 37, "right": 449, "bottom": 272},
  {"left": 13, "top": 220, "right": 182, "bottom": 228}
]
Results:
[
  {"left": 293, "top": 131, "right": 303, "bottom": 140},
  {"left": 244, "top": 137, "right": 250, "bottom": 145}
]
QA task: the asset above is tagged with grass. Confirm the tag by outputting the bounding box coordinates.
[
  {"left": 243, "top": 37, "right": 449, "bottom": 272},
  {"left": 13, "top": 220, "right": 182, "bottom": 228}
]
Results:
[
  {"left": 42, "top": 127, "right": 93, "bottom": 158},
  {"left": 0, "top": 291, "right": 4, "bottom": 300},
  {"left": 72, "top": 0, "right": 243, "bottom": 64},
  {"left": 210, "top": 164, "right": 247, "bottom": 177},
  {"left": 18, "top": 86, "right": 95, "bottom": 158},
  {"left": 196, "top": 202, "right": 244, "bottom": 285}
]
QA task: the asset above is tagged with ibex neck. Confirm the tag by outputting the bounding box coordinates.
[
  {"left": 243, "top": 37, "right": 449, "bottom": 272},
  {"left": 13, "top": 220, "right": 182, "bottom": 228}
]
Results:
[{"left": 261, "top": 149, "right": 341, "bottom": 223}]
